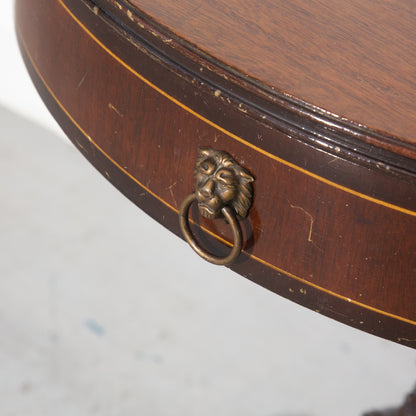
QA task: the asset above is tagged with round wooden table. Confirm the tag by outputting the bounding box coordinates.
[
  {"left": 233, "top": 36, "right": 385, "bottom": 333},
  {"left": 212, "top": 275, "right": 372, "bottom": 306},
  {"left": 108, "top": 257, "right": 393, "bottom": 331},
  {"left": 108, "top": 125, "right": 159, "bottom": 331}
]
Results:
[{"left": 15, "top": 1, "right": 416, "bottom": 412}]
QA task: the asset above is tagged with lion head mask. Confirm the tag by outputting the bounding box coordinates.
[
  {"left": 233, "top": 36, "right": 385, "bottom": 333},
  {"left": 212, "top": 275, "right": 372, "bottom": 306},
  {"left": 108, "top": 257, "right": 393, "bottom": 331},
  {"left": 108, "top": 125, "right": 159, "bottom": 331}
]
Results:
[{"left": 194, "top": 147, "right": 254, "bottom": 220}]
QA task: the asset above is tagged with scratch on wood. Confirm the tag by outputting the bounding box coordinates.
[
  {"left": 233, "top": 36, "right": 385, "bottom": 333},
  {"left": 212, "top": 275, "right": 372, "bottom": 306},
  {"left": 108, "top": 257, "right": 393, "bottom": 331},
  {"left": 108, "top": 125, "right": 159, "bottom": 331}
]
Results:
[
  {"left": 238, "top": 103, "right": 248, "bottom": 113},
  {"left": 397, "top": 338, "right": 416, "bottom": 343},
  {"left": 290, "top": 204, "right": 314, "bottom": 242},
  {"left": 77, "top": 72, "right": 87, "bottom": 88},
  {"left": 166, "top": 182, "right": 177, "bottom": 207},
  {"left": 108, "top": 103, "right": 123, "bottom": 117},
  {"left": 255, "top": 224, "right": 264, "bottom": 234},
  {"left": 75, "top": 140, "right": 86, "bottom": 152},
  {"left": 327, "top": 309, "right": 349, "bottom": 320}
]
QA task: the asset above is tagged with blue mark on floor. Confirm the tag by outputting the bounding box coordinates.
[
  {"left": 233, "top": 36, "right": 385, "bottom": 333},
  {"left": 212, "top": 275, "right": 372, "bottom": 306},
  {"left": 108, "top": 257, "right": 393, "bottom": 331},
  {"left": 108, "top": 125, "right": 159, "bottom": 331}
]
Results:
[{"left": 85, "top": 319, "right": 105, "bottom": 337}]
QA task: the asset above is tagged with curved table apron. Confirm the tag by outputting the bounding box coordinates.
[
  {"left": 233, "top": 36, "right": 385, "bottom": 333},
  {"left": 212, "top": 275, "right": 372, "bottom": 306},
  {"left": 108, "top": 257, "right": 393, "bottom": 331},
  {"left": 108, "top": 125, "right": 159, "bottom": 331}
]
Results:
[{"left": 15, "top": 0, "right": 416, "bottom": 348}]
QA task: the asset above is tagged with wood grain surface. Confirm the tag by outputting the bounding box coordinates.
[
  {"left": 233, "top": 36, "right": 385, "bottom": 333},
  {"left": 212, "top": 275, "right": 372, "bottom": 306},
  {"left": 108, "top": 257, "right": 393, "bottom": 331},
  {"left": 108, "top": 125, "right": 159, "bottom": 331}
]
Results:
[
  {"left": 128, "top": 0, "right": 416, "bottom": 148},
  {"left": 15, "top": 0, "right": 416, "bottom": 348}
]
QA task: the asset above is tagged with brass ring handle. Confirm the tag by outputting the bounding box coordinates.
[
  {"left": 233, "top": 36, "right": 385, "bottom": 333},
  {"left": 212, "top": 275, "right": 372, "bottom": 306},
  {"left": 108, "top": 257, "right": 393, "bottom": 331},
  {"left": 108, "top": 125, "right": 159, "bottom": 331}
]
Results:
[
  {"left": 179, "top": 192, "right": 243, "bottom": 266},
  {"left": 179, "top": 147, "right": 254, "bottom": 265}
]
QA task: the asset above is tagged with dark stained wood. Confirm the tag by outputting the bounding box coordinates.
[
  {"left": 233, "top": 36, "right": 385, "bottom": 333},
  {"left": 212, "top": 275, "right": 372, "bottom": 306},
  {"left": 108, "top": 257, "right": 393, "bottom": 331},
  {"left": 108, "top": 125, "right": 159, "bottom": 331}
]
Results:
[
  {"left": 363, "top": 385, "right": 416, "bottom": 416},
  {"left": 127, "top": 0, "right": 416, "bottom": 151},
  {"left": 15, "top": 0, "right": 416, "bottom": 348}
]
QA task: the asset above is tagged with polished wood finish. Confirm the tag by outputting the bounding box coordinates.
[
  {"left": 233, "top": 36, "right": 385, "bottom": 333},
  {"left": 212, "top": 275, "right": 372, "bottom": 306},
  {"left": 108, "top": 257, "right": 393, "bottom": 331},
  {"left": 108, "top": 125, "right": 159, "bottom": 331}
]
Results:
[
  {"left": 16, "top": 0, "right": 416, "bottom": 347},
  {"left": 129, "top": 0, "right": 416, "bottom": 154}
]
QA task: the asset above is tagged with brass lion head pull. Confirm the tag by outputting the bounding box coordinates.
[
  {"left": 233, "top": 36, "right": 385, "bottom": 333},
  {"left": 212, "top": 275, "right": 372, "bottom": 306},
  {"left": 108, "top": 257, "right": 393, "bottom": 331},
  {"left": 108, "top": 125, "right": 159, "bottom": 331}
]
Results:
[{"left": 179, "top": 148, "right": 254, "bottom": 265}]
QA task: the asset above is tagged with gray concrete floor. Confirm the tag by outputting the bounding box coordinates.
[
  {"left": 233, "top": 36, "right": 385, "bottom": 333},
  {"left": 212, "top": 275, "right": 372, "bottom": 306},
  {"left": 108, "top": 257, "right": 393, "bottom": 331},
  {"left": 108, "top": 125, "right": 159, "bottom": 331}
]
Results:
[{"left": 1, "top": 105, "right": 416, "bottom": 415}]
